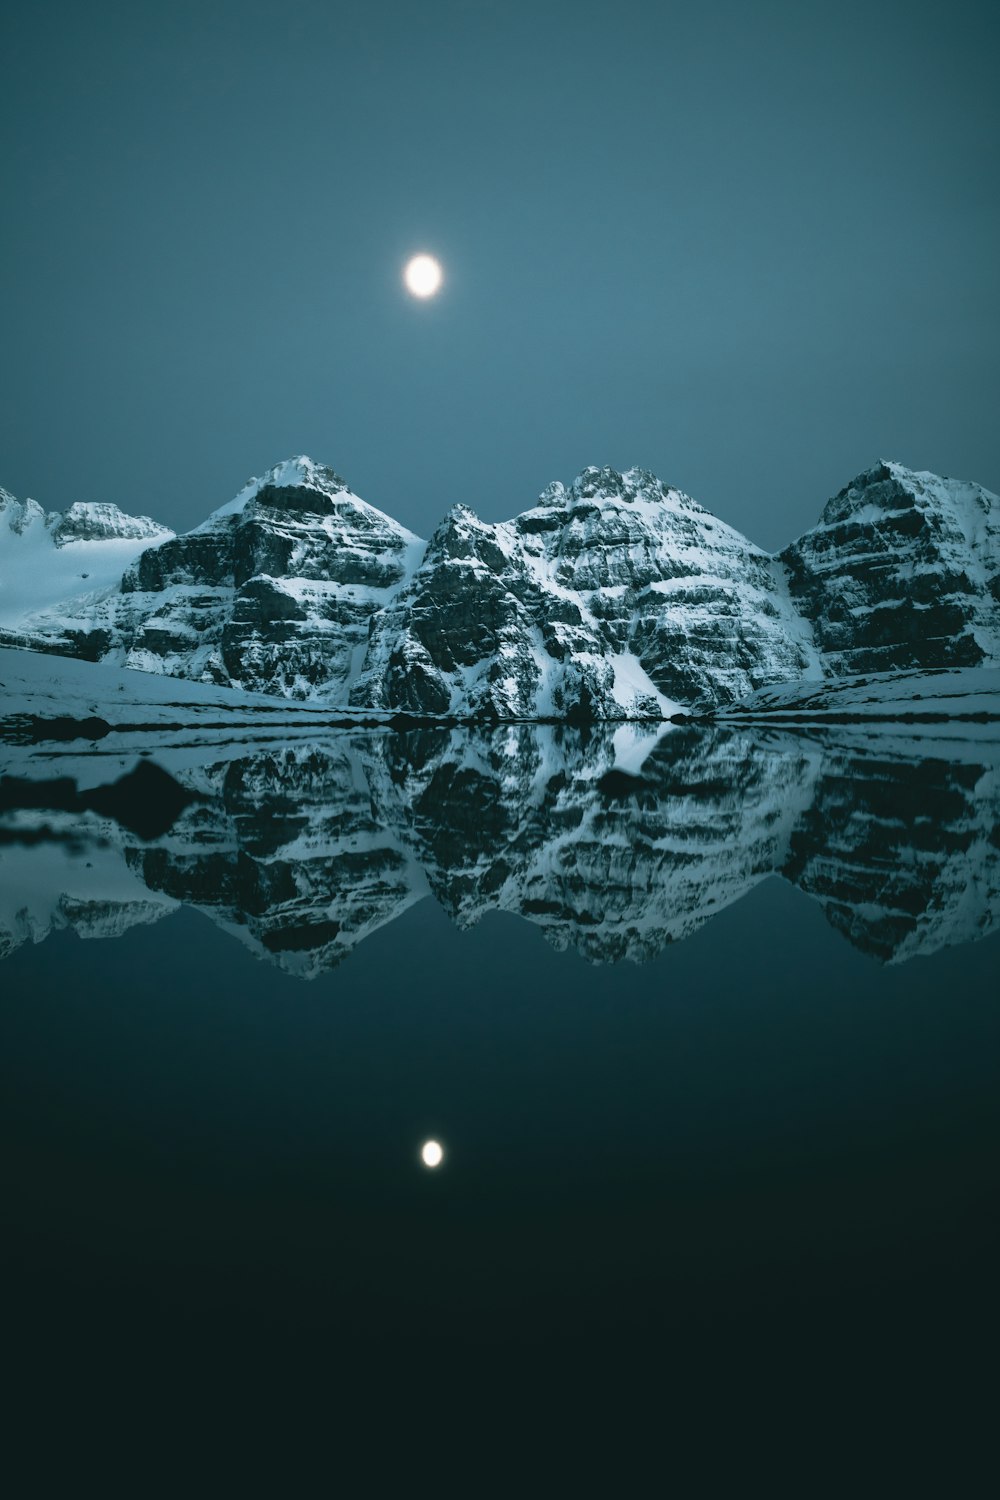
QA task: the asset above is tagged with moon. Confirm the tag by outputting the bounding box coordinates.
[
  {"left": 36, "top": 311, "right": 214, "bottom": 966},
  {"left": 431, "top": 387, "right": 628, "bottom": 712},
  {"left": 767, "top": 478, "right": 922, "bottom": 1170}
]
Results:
[
  {"left": 404, "top": 254, "right": 443, "bottom": 299},
  {"left": 420, "top": 1139, "right": 444, "bottom": 1168}
]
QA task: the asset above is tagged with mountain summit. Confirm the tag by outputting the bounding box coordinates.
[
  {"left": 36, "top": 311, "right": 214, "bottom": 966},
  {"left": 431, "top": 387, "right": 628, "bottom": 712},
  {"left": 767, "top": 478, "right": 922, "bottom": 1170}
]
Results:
[
  {"left": 781, "top": 461, "right": 1000, "bottom": 674},
  {"left": 1, "top": 457, "right": 997, "bottom": 717}
]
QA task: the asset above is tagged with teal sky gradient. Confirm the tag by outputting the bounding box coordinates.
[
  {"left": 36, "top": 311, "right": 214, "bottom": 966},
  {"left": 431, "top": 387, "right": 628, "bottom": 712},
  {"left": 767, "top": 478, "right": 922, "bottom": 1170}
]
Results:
[{"left": 1, "top": 0, "right": 997, "bottom": 548}]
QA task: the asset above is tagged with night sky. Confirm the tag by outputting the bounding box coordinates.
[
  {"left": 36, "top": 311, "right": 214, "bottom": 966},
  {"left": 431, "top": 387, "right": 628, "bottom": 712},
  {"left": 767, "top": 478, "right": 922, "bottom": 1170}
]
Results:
[{"left": 2, "top": 0, "right": 997, "bottom": 550}]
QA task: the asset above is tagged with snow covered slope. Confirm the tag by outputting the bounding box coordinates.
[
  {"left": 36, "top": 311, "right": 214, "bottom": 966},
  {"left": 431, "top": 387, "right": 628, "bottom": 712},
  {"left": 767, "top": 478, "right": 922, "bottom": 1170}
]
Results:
[
  {"left": 712, "top": 664, "right": 1000, "bottom": 720},
  {"left": 0, "top": 644, "right": 400, "bottom": 742},
  {"left": 0, "top": 486, "right": 172, "bottom": 635}
]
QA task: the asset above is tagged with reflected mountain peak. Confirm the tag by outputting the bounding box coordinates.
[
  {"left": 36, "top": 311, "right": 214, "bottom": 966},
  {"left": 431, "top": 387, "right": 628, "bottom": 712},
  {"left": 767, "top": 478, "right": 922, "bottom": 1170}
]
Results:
[{"left": 2, "top": 724, "right": 998, "bottom": 978}]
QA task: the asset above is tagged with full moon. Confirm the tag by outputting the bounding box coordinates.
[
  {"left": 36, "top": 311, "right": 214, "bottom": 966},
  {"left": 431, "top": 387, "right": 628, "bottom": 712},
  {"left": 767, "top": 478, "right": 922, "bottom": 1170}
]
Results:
[
  {"left": 420, "top": 1139, "right": 444, "bottom": 1168},
  {"left": 404, "top": 254, "right": 443, "bottom": 299}
]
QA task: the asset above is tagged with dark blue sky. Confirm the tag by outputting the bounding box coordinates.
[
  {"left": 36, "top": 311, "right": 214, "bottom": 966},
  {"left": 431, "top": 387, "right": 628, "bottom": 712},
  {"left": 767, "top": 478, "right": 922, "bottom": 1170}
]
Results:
[{"left": 2, "top": 0, "right": 997, "bottom": 549}]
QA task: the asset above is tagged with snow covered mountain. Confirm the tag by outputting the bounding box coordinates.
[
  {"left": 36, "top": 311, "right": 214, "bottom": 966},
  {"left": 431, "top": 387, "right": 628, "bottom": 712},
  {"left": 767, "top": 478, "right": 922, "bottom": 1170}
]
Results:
[
  {"left": 0, "top": 486, "right": 172, "bottom": 646},
  {"left": 1, "top": 459, "right": 421, "bottom": 699},
  {"left": 351, "top": 466, "right": 817, "bottom": 717},
  {"left": 2, "top": 456, "right": 997, "bottom": 717},
  {"left": 781, "top": 461, "right": 1000, "bottom": 674}
]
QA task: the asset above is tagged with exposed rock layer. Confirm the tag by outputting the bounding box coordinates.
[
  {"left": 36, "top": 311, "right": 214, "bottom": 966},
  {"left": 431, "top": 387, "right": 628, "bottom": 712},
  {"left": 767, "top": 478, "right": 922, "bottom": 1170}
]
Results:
[
  {"left": 781, "top": 461, "right": 1000, "bottom": 675},
  {"left": 2, "top": 457, "right": 998, "bottom": 717}
]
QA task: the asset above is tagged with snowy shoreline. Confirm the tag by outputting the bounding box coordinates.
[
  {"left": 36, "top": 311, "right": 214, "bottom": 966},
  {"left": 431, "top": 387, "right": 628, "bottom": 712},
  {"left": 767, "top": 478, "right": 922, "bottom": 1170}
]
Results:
[{"left": 3, "top": 646, "right": 999, "bottom": 748}]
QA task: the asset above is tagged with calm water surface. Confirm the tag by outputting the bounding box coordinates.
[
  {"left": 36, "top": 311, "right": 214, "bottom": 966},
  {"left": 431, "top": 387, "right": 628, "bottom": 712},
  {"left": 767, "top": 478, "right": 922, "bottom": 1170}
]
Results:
[{"left": 2, "top": 723, "right": 998, "bottom": 1463}]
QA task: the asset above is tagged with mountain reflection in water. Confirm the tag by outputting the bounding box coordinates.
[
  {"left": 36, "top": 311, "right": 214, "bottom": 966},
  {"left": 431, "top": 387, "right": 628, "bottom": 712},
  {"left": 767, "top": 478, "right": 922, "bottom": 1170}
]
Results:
[{"left": 2, "top": 722, "right": 997, "bottom": 973}]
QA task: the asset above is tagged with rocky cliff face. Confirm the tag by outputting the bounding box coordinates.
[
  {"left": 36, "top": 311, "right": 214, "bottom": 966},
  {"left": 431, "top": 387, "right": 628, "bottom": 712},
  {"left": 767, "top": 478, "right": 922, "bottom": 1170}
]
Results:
[
  {"left": 2, "top": 456, "right": 997, "bottom": 716},
  {"left": 118, "top": 457, "right": 423, "bottom": 698},
  {"left": 781, "top": 461, "right": 1000, "bottom": 675},
  {"left": 351, "top": 466, "right": 819, "bottom": 717}
]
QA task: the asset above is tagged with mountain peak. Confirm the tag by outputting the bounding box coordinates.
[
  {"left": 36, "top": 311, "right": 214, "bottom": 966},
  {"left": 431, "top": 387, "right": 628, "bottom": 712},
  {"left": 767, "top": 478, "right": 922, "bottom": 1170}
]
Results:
[
  {"left": 0, "top": 489, "right": 47, "bottom": 537},
  {"left": 561, "top": 464, "right": 704, "bottom": 515},
  {"left": 261, "top": 455, "right": 349, "bottom": 493},
  {"left": 436, "top": 501, "right": 486, "bottom": 529},
  {"left": 569, "top": 465, "right": 634, "bottom": 502},
  {"left": 536, "top": 480, "right": 567, "bottom": 508},
  {"left": 814, "top": 459, "right": 1000, "bottom": 541},
  {"left": 202, "top": 455, "right": 352, "bottom": 526},
  {"left": 781, "top": 459, "right": 1000, "bottom": 677},
  {"left": 51, "top": 501, "right": 171, "bottom": 546}
]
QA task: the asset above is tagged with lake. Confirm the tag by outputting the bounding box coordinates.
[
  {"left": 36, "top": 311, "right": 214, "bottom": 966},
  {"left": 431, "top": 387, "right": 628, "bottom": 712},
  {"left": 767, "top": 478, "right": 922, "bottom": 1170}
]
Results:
[{"left": 2, "top": 721, "right": 998, "bottom": 1471}]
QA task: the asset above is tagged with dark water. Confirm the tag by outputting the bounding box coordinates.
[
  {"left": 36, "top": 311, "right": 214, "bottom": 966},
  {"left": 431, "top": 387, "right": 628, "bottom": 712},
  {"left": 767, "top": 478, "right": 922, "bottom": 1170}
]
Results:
[{"left": 2, "top": 722, "right": 998, "bottom": 1475}]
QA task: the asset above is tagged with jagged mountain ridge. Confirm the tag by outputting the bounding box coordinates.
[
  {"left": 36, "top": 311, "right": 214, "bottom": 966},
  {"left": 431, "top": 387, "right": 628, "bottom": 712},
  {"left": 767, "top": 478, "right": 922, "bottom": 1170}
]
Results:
[
  {"left": 350, "top": 466, "right": 818, "bottom": 717},
  {"left": 1, "top": 456, "right": 997, "bottom": 717}
]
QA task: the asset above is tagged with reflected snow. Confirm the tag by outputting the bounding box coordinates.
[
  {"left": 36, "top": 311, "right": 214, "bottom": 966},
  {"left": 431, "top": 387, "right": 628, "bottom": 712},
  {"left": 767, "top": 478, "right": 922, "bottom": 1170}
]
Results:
[{"left": 2, "top": 722, "right": 998, "bottom": 974}]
